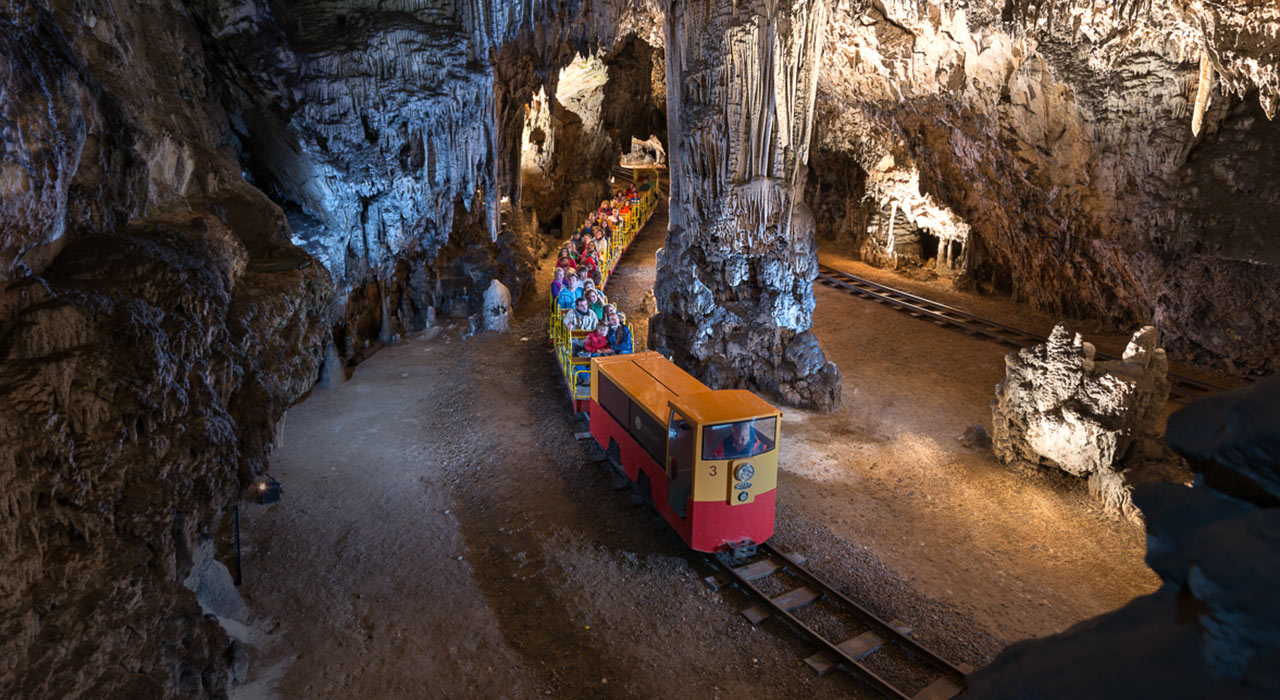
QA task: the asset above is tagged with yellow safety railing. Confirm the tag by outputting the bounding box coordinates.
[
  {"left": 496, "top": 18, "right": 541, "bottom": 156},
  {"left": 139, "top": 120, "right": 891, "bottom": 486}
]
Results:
[{"left": 549, "top": 178, "right": 661, "bottom": 400}]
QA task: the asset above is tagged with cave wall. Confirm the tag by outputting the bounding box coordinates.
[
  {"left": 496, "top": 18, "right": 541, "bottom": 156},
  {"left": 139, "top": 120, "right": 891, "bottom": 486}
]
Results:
[
  {"left": 0, "top": 4, "right": 332, "bottom": 695},
  {"left": 0, "top": 0, "right": 659, "bottom": 696},
  {"left": 810, "top": 0, "right": 1280, "bottom": 375}
]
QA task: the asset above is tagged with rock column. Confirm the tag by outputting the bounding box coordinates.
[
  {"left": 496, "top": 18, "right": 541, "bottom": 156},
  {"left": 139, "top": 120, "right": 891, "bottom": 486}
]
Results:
[{"left": 651, "top": 0, "right": 840, "bottom": 411}]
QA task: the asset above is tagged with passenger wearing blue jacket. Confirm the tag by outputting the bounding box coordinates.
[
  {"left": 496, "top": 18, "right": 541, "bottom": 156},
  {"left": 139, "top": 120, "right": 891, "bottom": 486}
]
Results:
[
  {"left": 601, "top": 308, "right": 632, "bottom": 355},
  {"left": 556, "top": 273, "right": 583, "bottom": 309}
]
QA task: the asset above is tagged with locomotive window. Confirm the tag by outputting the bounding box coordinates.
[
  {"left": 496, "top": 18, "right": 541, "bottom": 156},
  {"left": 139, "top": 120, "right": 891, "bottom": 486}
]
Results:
[
  {"left": 702, "top": 417, "right": 777, "bottom": 460},
  {"left": 629, "top": 402, "right": 666, "bottom": 461},
  {"left": 597, "top": 373, "right": 629, "bottom": 423}
]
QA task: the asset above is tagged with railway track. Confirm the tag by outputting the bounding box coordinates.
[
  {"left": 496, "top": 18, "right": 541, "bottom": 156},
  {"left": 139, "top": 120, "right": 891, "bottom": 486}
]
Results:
[
  {"left": 705, "top": 544, "right": 968, "bottom": 699},
  {"left": 815, "top": 264, "right": 1228, "bottom": 402}
]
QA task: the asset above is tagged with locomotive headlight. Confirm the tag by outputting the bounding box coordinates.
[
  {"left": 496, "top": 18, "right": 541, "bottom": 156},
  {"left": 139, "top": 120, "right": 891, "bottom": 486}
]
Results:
[
  {"left": 737, "top": 491, "right": 749, "bottom": 502},
  {"left": 735, "top": 463, "right": 755, "bottom": 482}
]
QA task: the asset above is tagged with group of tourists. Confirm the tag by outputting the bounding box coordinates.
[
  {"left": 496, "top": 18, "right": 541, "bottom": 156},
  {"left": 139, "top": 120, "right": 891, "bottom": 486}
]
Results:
[
  {"left": 552, "top": 181, "right": 646, "bottom": 291},
  {"left": 551, "top": 178, "right": 653, "bottom": 360}
]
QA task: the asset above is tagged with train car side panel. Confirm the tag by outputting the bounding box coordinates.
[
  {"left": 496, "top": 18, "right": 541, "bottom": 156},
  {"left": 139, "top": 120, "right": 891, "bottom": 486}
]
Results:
[{"left": 589, "top": 399, "right": 694, "bottom": 545}]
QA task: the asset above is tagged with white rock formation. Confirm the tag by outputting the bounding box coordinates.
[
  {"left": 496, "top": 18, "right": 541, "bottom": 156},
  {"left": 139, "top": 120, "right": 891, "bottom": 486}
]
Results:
[
  {"left": 482, "top": 278, "right": 513, "bottom": 332},
  {"left": 992, "top": 324, "right": 1178, "bottom": 517}
]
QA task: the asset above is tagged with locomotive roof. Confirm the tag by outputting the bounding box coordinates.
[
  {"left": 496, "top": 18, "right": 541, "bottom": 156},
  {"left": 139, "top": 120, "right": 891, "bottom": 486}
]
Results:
[
  {"left": 594, "top": 352, "right": 780, "bottom": 425},
  {"left": 676, "top": 389, "right": 780, "bottom": 425}
]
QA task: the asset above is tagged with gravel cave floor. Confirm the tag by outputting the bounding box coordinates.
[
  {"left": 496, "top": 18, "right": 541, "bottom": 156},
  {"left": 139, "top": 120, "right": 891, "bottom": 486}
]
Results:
[{"left": 231, "top": 204, "right": 1181, "bottom": 698}]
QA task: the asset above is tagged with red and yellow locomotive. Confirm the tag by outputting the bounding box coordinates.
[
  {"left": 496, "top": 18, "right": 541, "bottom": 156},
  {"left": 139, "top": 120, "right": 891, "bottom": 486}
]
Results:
[{"left": 588, "top": 352, "right": 781, "bottom": 553}]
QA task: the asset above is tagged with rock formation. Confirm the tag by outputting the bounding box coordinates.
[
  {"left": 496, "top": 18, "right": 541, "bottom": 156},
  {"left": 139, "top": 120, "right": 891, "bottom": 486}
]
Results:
[
  {"left": 810, "top": 0, "right": 1280, "bottom": 377},
  {"left": 651, "top": 0, "right": 842, "bottom": 411},
  {"left": 967, "top": 375, "right": 1280, "bottom": 698},
  {"left": 0, "top": 186, "right": 331, "bottom": 698},
  {"left": 991, "top": 324, "right": 1187, "bottom": 518},
  {"left": 483, "top": 278, "right": 513, "bottom": 332}
]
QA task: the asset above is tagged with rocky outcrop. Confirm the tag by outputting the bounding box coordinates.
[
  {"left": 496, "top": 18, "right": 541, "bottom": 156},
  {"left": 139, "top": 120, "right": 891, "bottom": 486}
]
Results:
[
  {"left": 992, "top": 325, "right": 1187, "bottom": 519},
  {"left": 482, "top": 278, "right": 513, "bottom": 333},
  {"left": 651, "top": 0, "right": 842, "bottom": 411},
  {"left": 967, "top": 375, "right": 1280, "bottom": 698}
]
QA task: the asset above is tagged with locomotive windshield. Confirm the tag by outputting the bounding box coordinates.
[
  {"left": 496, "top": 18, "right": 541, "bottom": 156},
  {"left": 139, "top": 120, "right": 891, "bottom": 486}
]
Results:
[{"left": 702, "top": 417, "right": 777, "bottom": 460}]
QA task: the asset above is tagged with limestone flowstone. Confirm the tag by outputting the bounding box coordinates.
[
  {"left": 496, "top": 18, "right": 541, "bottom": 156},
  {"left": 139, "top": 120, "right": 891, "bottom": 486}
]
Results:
[
  {"left": 991, "top": 324, "right": 1184, "bottom": 519},
  {"left": 651, "top": 0, "right": 841, "bottom": 411}
]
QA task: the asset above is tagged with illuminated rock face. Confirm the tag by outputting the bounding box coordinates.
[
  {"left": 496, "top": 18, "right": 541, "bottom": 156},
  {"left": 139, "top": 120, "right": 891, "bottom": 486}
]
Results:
[
  {"left": 991, "top": 325, "right": 1183, "bottom": 519},
  {"left": 969, "top": 377, "right": 1280, "bottom": 699},
  {"left": 651, "top": 0, "right": 841, "bottom": 411}
]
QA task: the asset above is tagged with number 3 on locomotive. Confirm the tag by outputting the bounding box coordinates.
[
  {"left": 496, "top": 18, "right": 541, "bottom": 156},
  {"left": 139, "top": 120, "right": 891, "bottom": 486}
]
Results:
[{"left": 709, "top": 464, "right": 717, "bottom": 477}]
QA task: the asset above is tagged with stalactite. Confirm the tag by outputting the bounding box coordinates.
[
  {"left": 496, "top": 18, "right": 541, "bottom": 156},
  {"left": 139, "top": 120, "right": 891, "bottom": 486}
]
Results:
[{"left": 1192, "top": 47, "right": 1213, "bottom": 137}]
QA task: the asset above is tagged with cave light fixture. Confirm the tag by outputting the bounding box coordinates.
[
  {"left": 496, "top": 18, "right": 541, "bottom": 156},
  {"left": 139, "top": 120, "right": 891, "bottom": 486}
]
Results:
[{"left": 255, "top": 474, "right": 283, "bottom": 504}]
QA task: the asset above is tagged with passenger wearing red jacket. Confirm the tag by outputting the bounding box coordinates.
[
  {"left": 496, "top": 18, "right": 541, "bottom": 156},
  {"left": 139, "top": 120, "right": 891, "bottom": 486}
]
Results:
[{"left": 582, "top": 322, "right": 610, "bottom": 357}]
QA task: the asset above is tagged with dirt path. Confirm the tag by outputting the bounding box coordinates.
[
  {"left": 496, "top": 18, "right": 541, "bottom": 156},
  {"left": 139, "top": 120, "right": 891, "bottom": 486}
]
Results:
[{"left": 232, "top": 212, "right": 1159, "bottom": 698}]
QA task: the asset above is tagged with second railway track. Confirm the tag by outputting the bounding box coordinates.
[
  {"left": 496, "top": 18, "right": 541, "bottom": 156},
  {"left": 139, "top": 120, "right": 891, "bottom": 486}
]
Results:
[{"left": 815, "top": 264, "right": 1228, "bottom": 402}]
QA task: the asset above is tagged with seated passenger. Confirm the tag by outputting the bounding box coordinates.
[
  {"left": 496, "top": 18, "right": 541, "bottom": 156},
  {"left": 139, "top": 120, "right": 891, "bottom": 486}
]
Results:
[
  {"left": 584, "top": 288, "right": 605, "bottom": 321},
  {"left": 550, "top": 267, "right": 566, "bottom": 298},
  {"left": 556, "top": 244, "right": 578, "bottom": 270},
  {"left": 598, "top": 309, "right": 632, "bottom": 355},
  {"left": 592, "top": 228, "right": 609, "bottom": 258},
  {"left": 579, "top": 245, "right": 601, "bottom": 285},
  {"left": 712, "top": 421, "right": 770, "bottom": 459},
  {"left": 581, "top": 320, "right": 610, "bottom": 357},
  {"left": 563, "top": 295, "right": 597, "bottom": 331},
  {"left": 556, "top": 273, "right": 582, "bottom": 309},
  {"left": 581, "top": 280, "right": 607, "bottom": 306}
]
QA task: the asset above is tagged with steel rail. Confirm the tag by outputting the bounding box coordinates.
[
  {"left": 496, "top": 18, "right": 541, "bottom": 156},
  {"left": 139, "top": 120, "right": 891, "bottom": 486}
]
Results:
[
  {"left": 815, "top": 264, "right": 1229, "bottom": 402},
  {"left": 713, "top": 543, "right": 966, "bottom": 700}
]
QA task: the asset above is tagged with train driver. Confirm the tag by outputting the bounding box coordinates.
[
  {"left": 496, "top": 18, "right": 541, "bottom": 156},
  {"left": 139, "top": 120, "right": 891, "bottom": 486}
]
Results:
[{"left": 712, "top": 421, "right": 770, "bottom": 460}]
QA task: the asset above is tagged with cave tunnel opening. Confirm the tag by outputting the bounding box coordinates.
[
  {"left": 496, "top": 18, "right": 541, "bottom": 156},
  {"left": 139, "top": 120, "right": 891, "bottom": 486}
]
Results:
[{"left": 919, "top": 230, "right": 940, "bottom": 265}]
